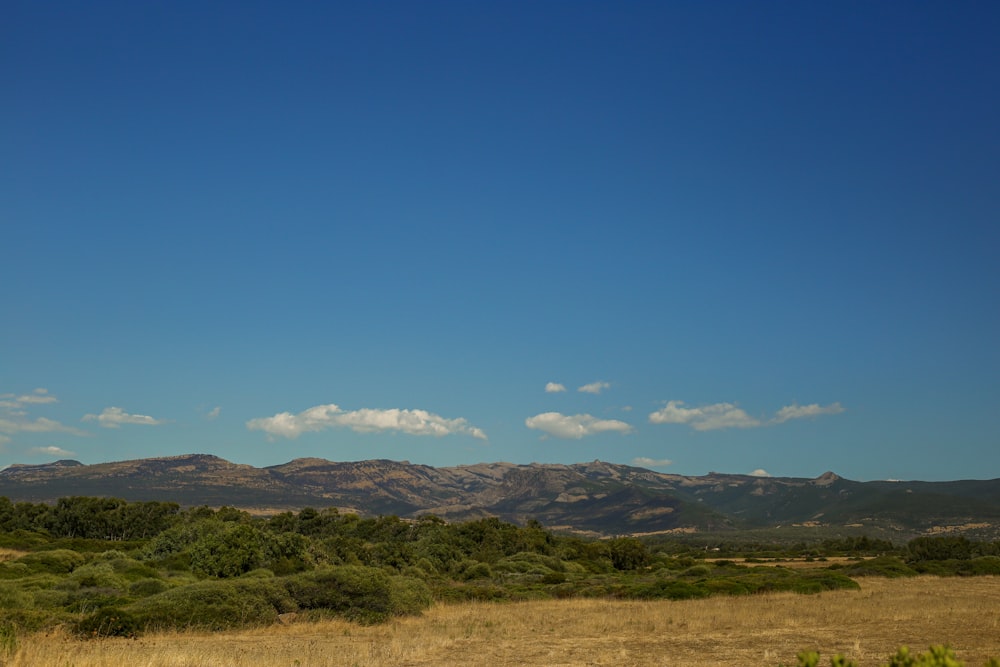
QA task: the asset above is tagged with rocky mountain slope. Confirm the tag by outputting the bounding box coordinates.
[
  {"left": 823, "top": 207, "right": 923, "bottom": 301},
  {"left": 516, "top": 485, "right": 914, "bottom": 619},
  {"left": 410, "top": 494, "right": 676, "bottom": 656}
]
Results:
[{"left": 2, "top": 455, "right": 999, "bottom": 538}]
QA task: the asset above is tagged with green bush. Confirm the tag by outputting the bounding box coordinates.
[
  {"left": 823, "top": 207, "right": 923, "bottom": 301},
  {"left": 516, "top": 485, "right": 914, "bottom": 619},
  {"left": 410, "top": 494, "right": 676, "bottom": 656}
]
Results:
[
  {"left": 779, "top": 645, "right": 1000, "bottom": 667},
  {"left": 967, "top": 556, "right": 1000, "bottom": 576},
  {"left": 430, "top": 581, "right": 509, "bottom": 603},
  {"left": 14, "top": 550, "right": 85, "bottom": 574},
  {"left": 283, "top": 566, "right": 395, "bottom": 624},
  {"left": 462, "top": 562, "right": 493, "bottom": 580},
  {"left": 64, "top": 587, "right": 128, "bottom": 613},
  {"left": 128, "top": 578, "right": 291, "bottom": 631},
  {"left": 104, "top": 557, "right": 161, "bottom": 581},
  {"left": 0, "top": 582, "right": 33, "bottom": 610},
  {"left": 837, "top": 556, "right": 917, "bottom": 578},
  {"left": 128, "top": 578, "right": 168, "bottom": 597},
  {"left": 911, "top": 556, "right": 1000, "bottom": 577},
  {"left": 388, "top": 575, "right": 433, "bottom": 616},
  {"left": 541, "top": 571, "right": 567, "bottom": 584},
  {"left": 189, "top": 524, "right": 267, "bottom": 578},
  {"left": 75, "top": 607, "right": 140, "bottom": 638},
  {"left": 626, "top": 579, "right": 710, "bottom": 600},
  {"left": 68, "top": 562, "right": 128, "bottom": 590},
  {"left": 494, "top": 552, "right": 564, "bottom": 574}
]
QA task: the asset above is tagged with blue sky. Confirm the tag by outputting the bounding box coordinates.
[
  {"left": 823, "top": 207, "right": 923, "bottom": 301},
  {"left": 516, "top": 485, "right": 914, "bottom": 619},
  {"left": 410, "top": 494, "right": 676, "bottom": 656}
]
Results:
[{"left": 3, "top": 1, "right": 998, "bottom": 481}]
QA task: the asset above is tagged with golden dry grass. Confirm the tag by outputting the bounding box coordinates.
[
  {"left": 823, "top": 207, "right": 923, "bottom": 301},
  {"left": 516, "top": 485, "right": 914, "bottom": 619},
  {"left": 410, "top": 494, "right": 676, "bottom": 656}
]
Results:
[
  {"left": 8, "top": 576, "right": 1000, "bottom": 667},
  {"left": 0, "top": 548, "right": 28, "bottom": 563}
]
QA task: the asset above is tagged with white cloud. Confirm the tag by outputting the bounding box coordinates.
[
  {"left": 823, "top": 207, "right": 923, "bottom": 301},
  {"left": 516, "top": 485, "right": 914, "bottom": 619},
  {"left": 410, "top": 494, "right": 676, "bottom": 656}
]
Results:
[
  {"left": 0, "top": 389, "right": 87, "bottom": 439},
  {"left": 772, "top": 402, "right": 845, "bottom": 424},
  {"left": 749, "top": 468, "right": 772, "bottom": 477},
  {"left": 632, "top": 457, "right": 673, "bottom": 468},
  {"left": 524, "top": 412, "right": 633, "bottom": 439},
  {"left": 648, "top": 400, "right": 760, "bottom": 431},
  {"left": 578, "top": 381, "right": 611, "bottom": 395},
  {"left": 545, "top": 382, "right": 567, "bottom": 393},
  {"left": 1, "top": 388, "right": 58, "bottom": 408},
  {"left": 82, "top": 407, "right": 166, "bottom": 429},
  {"left": 28, "top": 446, "right": 75, "bottom": 458},
  {"left": 246, "top": 404, "right": 487, "bottom": 441},
  {"left": 649, "top": 400, "right": 845, "bottom": 432},
  {"left": 0, "top": 416, "right": 89, "bottom": 437},
  {"left": 17, "top": 389, "right": 58, "bottom": 405},
  {"left": 205, "top": 406, "right": 222, "bottom": 420}
]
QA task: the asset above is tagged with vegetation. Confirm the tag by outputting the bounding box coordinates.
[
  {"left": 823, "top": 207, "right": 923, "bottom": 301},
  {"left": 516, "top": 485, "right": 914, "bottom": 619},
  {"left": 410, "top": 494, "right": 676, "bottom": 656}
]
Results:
[
  {"left": 0, "top": 494, "right": 998, "bottom": 654},
  {"left": 781, "top": 646, "right": 1000, "bottom": 667},
  {"left": 2, "top": 577, "right": 998, "bottom": 666}
]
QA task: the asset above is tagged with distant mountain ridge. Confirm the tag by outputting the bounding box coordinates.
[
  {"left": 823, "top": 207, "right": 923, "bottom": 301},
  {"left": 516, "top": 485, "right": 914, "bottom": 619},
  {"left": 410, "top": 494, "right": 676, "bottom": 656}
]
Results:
[{"left": 2, "top": 454, "right": 999, "bottom": 539}]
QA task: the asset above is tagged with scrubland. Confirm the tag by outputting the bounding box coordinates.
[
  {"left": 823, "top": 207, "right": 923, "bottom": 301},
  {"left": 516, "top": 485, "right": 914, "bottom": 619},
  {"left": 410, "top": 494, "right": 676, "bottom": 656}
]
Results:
[{"left": 7, "top": 576, "right": 999, "bottom": 667}]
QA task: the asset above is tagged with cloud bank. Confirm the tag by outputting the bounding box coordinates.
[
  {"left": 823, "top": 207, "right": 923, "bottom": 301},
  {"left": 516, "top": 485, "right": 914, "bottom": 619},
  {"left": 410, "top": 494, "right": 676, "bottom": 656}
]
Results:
[
  {"left": 525, "top": 412, "right": 632, "bottom": 439},
  {"left": 83, "top": 407, "right": 167, "bottom": 429},
  {"left": 649, "top": 400, "right": 844, "bottom": 431},
  {"left": 247, "top": 404, "right": 487, "bottom": 441}
]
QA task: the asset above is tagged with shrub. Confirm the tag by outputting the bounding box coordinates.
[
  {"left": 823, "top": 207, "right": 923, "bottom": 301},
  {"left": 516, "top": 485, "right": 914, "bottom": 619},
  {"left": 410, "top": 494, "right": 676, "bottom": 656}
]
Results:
[
  {"left": 128, "top": 578, "right": 168, "bottom": 597},
  {"left": 0, "top": 583, "right": 32, "bottom": 610},
  {"left": 189, "top": 524, "right": 268, "bottom": 578},
  {"left": 128, "top": 578, "right": 290, "bottom": 631},
  {"left": 838, "top": 556, "right": 917, "bottom": 578},
  {"left": 65, "top": 587, "right": 128, "bottom": 613},
  {"left": 105, "top": 557, "right": 160, "bottom": 581},
  {"left": 968, "top": 556, "right": 1000, "bottom": 576},
  {"left": 462, "top": 562, "right": 493, "bottom": 580},
  {"left": 779, "top": 645, "right": 1000, "bottom": 667},
  {"left": 284, "top": 566, "right": 396, "bottom": 624},
  {"left": 682, "top": 564, "right": 712, "bottom": 578},
  {"left": 68, "top": 562, "right": 128, "bottom": 590},
  {"left": 494, "top": 551, "right": 565, "bottom": 575},
  {"left": 388, "top": 575, "right": 433, "bottom": 616},
  {"left": 75, "top": 607, "right": 140, "bottom": 638},
  {"left": 14, "top": 550, "right": 85, "bottom": 574},
  {"left": 626, "top": 579, "right": 709, "bottom": 600},
  {"left": 541, "top": 571, "right": 567, "bottom": 585}
]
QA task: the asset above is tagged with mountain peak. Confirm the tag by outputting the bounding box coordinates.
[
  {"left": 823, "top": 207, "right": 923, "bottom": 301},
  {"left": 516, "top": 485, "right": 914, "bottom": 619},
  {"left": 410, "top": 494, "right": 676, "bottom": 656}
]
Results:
[{"left": 813, "top": 471, "right": 841, "bottom": 486}]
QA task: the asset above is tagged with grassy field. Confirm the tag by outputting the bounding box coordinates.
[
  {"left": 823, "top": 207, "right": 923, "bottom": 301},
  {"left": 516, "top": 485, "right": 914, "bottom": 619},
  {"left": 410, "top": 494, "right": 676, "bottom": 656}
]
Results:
[{"left": 6, "top": 576, "right": 999, "bottom": 666}]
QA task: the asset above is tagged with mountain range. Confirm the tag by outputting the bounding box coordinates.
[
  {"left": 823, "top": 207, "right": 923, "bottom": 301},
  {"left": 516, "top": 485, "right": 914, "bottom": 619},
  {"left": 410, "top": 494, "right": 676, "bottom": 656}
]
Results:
[{"left": 2, "top": 454, "right": 999, "bottom": 540}]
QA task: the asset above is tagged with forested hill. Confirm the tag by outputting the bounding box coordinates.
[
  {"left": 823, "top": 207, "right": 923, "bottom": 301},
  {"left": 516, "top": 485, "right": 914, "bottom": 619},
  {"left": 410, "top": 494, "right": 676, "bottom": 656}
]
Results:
[{"left": 2, "top": 454, "right": 999, "bottom": 539}]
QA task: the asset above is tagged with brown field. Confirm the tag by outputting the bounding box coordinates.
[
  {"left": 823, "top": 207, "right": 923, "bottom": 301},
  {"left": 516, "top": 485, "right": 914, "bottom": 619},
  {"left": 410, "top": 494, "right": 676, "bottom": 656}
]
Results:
[{"left": 7, "top": 576, "right": 1000, "bottom": 667}]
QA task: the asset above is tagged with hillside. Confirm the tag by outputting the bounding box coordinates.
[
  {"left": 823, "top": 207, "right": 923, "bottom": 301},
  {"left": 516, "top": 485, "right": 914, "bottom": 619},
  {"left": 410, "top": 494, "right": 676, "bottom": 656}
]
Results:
[{"left": 2, "top": 455, "right": 999, "bottom": 538}]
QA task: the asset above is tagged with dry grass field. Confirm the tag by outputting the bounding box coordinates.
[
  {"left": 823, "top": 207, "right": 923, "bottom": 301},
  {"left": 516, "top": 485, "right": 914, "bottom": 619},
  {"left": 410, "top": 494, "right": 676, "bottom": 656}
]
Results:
[{"left": 7, "top": 576, "right": 999, "bottom": 667}]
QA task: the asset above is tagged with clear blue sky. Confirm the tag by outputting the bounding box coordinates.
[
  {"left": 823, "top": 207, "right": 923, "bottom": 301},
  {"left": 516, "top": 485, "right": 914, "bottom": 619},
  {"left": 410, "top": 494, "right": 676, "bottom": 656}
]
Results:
[{"left": 3, "top": 1, "right": 998, "bottom": 481}]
